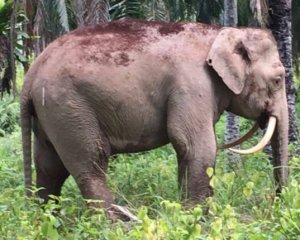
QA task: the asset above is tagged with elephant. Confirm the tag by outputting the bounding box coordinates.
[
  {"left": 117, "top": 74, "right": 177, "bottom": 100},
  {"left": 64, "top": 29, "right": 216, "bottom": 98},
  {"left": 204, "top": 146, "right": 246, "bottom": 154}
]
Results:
[{"left": 20, "top": 19, "right": 289, "bottom": 218}]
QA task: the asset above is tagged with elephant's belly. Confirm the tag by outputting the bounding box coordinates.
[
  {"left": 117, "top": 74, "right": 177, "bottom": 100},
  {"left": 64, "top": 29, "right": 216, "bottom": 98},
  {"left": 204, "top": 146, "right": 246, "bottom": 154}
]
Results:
[{"left": 108, "top": 124, "right": 169, "bottom": 154}]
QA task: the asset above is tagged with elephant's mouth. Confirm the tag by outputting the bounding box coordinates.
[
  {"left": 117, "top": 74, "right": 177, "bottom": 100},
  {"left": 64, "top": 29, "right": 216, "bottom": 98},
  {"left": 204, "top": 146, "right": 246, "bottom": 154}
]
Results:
[
  {"left": 257, "top": 112, "right": 270, "bottom": 129},
  {"left": 218, "top": 114, "right": 277, "bottom": 154}
]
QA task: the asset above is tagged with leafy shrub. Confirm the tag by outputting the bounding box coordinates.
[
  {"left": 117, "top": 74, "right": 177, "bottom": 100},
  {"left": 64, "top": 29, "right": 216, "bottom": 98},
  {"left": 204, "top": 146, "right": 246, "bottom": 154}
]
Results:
[{"left": 0, "top": 95, "right": 19, "bottom": 136}]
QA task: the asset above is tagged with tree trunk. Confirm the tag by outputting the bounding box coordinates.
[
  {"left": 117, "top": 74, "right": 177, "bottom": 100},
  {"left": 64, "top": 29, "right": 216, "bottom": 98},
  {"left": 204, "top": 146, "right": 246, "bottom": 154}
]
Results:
[
  {"left": 269, "top": 0, "right": 299, "bottom": 143},
  {"left": 224, "top": 0, "right": 240, "bottom": 159},
  {"left": 9, "top": 0, "right": 19, "bottom": 97},
  {"left": 0, "top": 35, "right": 12, "bottom": 94},
  {"left": 74, "top": 0, "right": 110, "bottom": 26},
  {"left": 23, "top": 0, "right": 35, "bottom": 73},
  {"left": 33, "top": 0, "right": 70, "bottom": 56},
  {"left": 224, "top": 0, "right": 238, "bottom": 26},
  {"left": 33, "top": 1, "right": 46, "bottom": 56}
]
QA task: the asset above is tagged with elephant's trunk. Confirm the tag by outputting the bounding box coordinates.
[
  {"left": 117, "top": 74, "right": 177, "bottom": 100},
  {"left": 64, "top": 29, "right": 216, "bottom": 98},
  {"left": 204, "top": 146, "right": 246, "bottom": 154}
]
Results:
[{"left": 271, "top": 102, "right": 289, "bottom": 192}]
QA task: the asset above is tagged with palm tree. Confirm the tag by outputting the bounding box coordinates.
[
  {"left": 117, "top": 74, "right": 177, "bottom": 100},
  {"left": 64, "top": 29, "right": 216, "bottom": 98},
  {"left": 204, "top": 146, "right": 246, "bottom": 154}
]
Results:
[
  {"left": 33, "top": 0, "right": 70, "bottom": 55},
  {"left": 224, "top": 0, "right": 237, "bottom": 26},
  {"left": 9, "top": 0, "right": 19, "bottom": 96},
  {"left": 268, "top": 0, "right": 299, "bottom": 143},
  {"left": 109, "top": 0, "right": 169, "bottom": 21},
  {"left": 292, "top": 0, "right": 300, "bottom": 75},
  {"left": 0, "top": 0, "right": 13, "bottom": 94},
  {"left": 223, "top": 0, "right": 240, "bottom": 156},
  {"left": 196, "top": 0, "right": 223, "bottom": 23},
  {"left": 23, "top": 0, "right": 35, "bottom": 72},
  {"left": 0, "top": 0, "right": 25, "bottom": 96}
]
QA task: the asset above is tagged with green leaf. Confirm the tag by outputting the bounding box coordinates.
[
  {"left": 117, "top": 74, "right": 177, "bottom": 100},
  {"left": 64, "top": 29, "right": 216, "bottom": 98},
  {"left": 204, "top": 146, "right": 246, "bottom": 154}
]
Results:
[
  {"left": 14, "top": 50, "right": 27, "bottom": 62},
  {"left": 206, "top": 167, "right": 214, "bottom": 177},
  {"left": 243, "top": 186, "right": 253, "bottom": 197},
  {"left": 0, "top": 0, "right": 5, "bottom": 9}
]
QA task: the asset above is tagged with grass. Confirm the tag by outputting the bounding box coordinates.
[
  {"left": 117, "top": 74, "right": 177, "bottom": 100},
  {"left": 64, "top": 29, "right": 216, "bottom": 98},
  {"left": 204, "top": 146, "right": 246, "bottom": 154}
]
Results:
[
  {"left": 0, "top": 90, "right": 299, "bottom": 239},
  {"left": 0, "top": 120, "right": 299, "bottom": 239}
]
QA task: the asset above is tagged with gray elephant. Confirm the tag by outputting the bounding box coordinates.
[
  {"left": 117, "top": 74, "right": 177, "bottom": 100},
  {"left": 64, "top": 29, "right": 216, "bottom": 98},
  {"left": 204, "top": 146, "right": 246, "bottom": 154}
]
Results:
[{"left": 21, "top": 19, "right": 289, "bottom": 217}]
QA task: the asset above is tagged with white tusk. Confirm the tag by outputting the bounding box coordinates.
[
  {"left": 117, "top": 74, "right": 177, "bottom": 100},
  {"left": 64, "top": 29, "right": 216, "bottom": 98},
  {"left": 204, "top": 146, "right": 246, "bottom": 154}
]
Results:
[
  {"left": 42, "top": 87, "right": 45, "bottom": 106},
  {"left": 229, "top": 116, "right": 276, "bottom": 155},
  {"left": 218, "top": 122, "right": 259, "bottom": 149},
  {"left": 110, "top": 204, "right": 141, "bottom": 222}
]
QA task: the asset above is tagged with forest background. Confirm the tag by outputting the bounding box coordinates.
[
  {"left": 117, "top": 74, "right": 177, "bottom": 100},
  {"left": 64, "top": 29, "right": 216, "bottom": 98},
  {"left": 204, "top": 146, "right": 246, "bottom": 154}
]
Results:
[{"left": 0, "top": 0, "right": 300, "bottom": 239}]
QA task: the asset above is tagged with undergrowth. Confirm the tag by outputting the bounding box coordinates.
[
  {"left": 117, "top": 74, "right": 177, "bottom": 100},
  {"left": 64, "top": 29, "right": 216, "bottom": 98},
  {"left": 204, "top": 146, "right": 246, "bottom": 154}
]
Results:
[{"left": 0, "top": 98, "right": 300, "bottom": 239}]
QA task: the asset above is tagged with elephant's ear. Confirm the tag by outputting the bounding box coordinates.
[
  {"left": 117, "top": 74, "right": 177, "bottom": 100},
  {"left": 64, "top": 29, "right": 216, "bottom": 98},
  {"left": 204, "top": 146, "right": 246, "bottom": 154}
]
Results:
[{"left": 206, "top": 28, "right": 251, "bottom": 95}]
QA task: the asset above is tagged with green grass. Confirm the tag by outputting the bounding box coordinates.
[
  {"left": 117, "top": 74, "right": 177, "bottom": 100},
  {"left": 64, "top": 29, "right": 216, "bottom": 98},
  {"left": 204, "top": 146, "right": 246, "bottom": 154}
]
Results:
[
  {"left": 0, "top": 98, "right": 300, "bottom": 239},
  {"left": 1, "top": 128, "right": 300, "bottom": 239}
]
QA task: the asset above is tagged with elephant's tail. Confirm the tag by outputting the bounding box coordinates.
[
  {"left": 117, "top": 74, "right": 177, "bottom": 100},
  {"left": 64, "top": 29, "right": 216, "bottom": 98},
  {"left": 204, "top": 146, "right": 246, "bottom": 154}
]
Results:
[{"left": 20, "top": 88, "right": 33, "bottom": 197}]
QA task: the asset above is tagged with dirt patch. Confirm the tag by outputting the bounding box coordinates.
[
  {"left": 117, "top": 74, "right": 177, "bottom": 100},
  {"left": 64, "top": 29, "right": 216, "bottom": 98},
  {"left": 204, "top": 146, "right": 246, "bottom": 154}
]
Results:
[
  {"left": 114, "top": 52, "right": 132, "bottom": 66},
  {"left": 158, "top": 22, "right": 185, "bottom": 35}
]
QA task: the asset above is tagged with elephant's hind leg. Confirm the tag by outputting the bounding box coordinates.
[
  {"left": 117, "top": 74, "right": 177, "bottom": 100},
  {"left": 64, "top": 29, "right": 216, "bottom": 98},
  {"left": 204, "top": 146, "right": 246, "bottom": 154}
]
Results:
[
  {"left": 34, "top": 136, "right": 70, "bottom": 202},
  {"left": 72, "top": 146, "right": 114, "bottom": 210},
  {"left": 44, "top": 112, "right": 114, "bottom": 211}
]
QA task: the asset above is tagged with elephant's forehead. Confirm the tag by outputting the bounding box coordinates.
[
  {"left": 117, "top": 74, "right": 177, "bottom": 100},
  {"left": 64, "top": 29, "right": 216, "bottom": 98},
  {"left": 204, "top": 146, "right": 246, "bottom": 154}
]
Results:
[
  {"left": 242, "top": 29, "right": 279, "bottom": 59},
  {"left": 245, "top": 28, "right": 277, "bottom": 47}
]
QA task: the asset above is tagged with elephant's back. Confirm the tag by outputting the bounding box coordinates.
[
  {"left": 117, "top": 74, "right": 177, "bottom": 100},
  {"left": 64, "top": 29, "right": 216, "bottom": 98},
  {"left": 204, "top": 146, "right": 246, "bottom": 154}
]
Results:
[{"left": 27, "top": 19, "right": 220, "bottom": 84}]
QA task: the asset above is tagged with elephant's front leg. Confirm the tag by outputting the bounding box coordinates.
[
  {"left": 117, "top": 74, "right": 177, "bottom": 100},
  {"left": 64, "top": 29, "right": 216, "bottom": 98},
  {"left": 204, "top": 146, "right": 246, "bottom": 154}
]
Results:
[
  {"left": 177, "top": 147, "right": 215, "bottom": 204},
  {"left": 167, "top": 101, "right": 216, "bottom": 204}
]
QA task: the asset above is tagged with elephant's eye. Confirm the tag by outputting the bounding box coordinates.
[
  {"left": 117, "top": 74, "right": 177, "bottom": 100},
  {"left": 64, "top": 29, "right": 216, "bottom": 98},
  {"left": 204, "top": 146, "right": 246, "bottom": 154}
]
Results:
[
  {"left": 274, "top": 76, "right": 281, "bottom": 86},
  {"left": 270, "top": 76, "right": 282, "bottom": 93}
]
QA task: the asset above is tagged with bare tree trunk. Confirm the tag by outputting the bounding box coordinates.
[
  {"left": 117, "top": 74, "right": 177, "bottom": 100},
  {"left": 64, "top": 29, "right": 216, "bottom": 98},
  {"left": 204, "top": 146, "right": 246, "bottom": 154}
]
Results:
[
  {"left": 224, "top": 0, "right": 240, "bottom": 161},
  {"left": 224, "top": 0, "right": 238, "bottom": 26},
  {"left": 74, "top": 0, "right": 110, "bottom": 26},
  {"left": 9, "top": 0, "right": 19, "bottom": 97},
  {"left": 269, "top": 0, "right": 299, "bottom": 143},
  {"left": 0, "top": 35, "right": 12, "bottom": 94}
]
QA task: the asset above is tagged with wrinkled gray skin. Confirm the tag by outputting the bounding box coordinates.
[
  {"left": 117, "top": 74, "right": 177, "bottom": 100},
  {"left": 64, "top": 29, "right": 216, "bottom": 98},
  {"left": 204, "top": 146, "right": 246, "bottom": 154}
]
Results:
[{"left": 21, "top": 20, "right": 288, "bottom": 214}]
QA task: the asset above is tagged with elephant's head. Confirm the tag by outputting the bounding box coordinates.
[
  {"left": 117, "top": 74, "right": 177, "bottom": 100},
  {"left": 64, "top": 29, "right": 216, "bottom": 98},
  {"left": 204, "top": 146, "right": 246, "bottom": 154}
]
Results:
[{"left": 207, "top": 28, "right": 289, "bottom": 191}]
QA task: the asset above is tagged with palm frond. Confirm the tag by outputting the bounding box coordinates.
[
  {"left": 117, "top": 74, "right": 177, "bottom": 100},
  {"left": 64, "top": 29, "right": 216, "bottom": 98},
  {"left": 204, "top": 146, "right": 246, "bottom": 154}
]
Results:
[
  {"left": 249, "top": 0, "right": 268, "bottom": 27},
  {"left": 57, "top": 0, "right": 70, "bottom": 32},
  {"left": 139, "top": 0, "right": 168, "bottom": 21},
  {"left": 0, "top": 0, "right": 27, "bottom": 95},
  {"left": 164, "top": 0, "right": 189, "bottom": 21},
  {"left": 65, "top": 0, "right": 78, "bottom": 29},
  {"left": 74, "top": 0, "right": 110, "bottom": 25},
  {"left": 0, "top": 0, "right": 13, "bottom": 33},
  {"left": 110, "top": 0, "right": 145, "bottom": 20},
  {"left": 43, "top": 0, "right": 69, "bottom": 36},
  {"left": 237, "top": 0, "right": 253, "bottom": 26},
  {"left": 196, "top": 0, "right": 223, "bottom": 23},
  {"left": 34, "top": 0, "right": 69, "bottom": 54}
]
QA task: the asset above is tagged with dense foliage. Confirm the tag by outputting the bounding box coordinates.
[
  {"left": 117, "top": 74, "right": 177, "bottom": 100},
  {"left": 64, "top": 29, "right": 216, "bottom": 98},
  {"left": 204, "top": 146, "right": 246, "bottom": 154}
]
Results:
[{"left": 0, "top": 93, "right": 299, "bottom": 239}]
